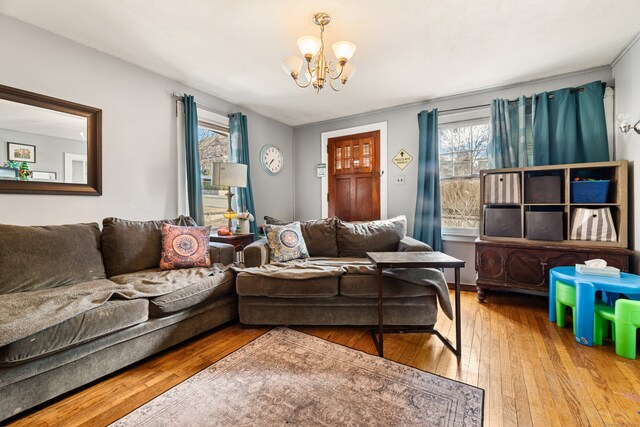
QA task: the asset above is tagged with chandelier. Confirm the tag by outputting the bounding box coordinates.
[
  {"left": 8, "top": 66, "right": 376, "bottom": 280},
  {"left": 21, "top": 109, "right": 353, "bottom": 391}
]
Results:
[{"left": 281, "top": 12, "right": 357, "bottom": 93}]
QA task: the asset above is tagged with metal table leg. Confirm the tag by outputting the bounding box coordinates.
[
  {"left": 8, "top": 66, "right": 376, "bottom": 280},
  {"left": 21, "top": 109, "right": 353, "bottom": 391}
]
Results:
[{"left": 455, "top": 267, "right": 461, "bottom": 357}]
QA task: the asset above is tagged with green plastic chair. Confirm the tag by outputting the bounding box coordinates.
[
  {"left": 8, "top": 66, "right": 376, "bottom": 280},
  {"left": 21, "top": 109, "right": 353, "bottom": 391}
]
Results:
[
  {"left": 594, "top": 299, "right": 640, "bottom": 359},
  {"left": 555, "top": 280, "right": 577, "bottom": 334}
]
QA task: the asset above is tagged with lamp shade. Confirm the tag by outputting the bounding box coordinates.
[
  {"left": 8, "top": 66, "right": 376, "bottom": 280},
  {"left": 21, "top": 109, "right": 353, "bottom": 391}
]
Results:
[
  {"left": 281, "top": 55, "right": 303, "bottom": 76},
  {"left": 211, "top": 162, "right": 247, "bottom": 188},
  {"left": 332, "top": 41, "right": 357, "bottom": 61},
  {"left": 297, "top": 36, "right": 322, "bottom": 57}
]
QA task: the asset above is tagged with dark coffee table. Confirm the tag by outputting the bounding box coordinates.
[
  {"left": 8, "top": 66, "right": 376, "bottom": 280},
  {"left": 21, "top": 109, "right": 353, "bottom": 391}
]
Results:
[{"left": 366, "top": 251, "right": 465, "bottom": 358}]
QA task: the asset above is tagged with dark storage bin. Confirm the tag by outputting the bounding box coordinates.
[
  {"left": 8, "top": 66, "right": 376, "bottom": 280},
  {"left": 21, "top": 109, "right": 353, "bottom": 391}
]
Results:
[
  {"left": 484, "top": 207, "right": 521, "bottom": 238},
  {"left": 570, "top": 180, "right": 610, "bottom": 203},
  {"left": 525, "top": 211, "right": 564, "bottom": 241},
  {"left": 525, "top": 175, "right": 562, "bottom": 203}
]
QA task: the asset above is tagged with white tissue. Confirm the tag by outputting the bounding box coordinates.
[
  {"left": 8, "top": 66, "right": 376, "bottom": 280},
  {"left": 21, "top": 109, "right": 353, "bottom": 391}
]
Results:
[{"left": 585, "top": 259, "right": 607, "bottom": 268}]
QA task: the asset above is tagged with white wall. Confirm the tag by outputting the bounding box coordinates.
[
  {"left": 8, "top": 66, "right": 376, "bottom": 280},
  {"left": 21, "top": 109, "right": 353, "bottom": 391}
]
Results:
[
  {"left": 0, "top": 14, "right": 294, "bottom": 226},
  {"left": 293, "top": 67, "right": 613, "bottom": 285},
  {"left": 613, "top": 35, "right": 640, "bottom": 273},
  {"left": 0, "top": 128, "right": 85, "bottom": 182}
]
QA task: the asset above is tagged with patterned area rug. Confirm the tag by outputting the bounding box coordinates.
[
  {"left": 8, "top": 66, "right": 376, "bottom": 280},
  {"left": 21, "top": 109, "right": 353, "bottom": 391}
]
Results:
[{"left": 111, "top": 328, "right": 484, "bottom": 426}]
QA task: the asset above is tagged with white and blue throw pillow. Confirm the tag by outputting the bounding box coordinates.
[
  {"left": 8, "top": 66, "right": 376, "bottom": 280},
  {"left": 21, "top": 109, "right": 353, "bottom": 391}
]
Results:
[{"left": 264, "top": 221, "right": 310, "bottom": 262}]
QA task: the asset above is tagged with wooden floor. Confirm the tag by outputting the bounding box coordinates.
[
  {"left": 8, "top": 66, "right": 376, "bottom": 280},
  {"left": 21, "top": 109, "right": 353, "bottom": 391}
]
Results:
[{"left": 7, "top": 290, "right": 640, "bottom": 427}]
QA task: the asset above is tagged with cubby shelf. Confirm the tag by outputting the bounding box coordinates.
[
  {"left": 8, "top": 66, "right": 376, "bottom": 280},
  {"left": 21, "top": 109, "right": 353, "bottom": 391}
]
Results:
[
  {"left": 478, "top": 160, "right": 628, "bottom": 249},
  {"left": 475, "top": 160, "right": 632, "bottom": 301}
]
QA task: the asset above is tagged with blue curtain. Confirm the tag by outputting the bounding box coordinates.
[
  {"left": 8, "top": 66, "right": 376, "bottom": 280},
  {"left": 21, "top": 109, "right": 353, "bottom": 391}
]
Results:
[
  {"left": 413, "top": 109, "right": 442, "bottom": 252},
  {"left": 229, "top": 113, "right": 257, "bottom": 235},
  {"left": 183, "top": 94, "right": 204, "bottom": 226},
  {"left": 532, "top": 80, "right": 609, "bottom": 165},
  {"left": 488, "top": 96, "right": 532, "bottom": 168}
]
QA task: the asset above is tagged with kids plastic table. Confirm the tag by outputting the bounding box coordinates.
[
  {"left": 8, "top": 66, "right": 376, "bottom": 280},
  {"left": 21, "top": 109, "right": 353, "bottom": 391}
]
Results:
[{"left": 549, "top": 266, "right": 640, "bottom": 346}]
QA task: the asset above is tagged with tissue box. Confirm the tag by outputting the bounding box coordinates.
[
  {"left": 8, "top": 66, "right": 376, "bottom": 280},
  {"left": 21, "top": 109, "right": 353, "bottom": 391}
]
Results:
[{"left": 575, "top": 264, "right": 620, "bottom": 277}]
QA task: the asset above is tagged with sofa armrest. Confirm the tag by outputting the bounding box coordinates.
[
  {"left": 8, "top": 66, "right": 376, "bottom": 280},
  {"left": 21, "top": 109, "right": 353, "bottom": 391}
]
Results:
[
  {"left": 209, "top": 242, "right": 235, "bottom": 265},
  {"left": 397, "top": 236, "right": 433, "bottom": 252},
  {"left": 243, "top": 238, "right": 270, "bottom": 267}
]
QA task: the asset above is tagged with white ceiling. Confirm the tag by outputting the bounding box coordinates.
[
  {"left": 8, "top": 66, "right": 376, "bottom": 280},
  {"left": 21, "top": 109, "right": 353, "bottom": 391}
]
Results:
[
  {"left": 1, "top": 0, "right": 638, "bottom": 126},
  {"left": 0, "top": 99, "right": 86, "bottom": 141}
]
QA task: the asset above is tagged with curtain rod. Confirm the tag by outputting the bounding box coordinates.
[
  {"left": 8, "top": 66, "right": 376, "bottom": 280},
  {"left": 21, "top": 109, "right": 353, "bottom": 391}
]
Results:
[
  {"left": 172, "top": 92, "right": 231, "bottom": 117},
  {"left": 439, "top": 83, "right": 612, "bottom": 113},
  {"left": 438, "top": 104, "right": 489, "bottom": 114}
]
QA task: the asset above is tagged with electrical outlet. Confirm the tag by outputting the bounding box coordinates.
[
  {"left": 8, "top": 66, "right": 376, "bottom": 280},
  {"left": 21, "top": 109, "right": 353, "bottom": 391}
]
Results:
[{"left": 395, "top": 175, "right": 406, "bottom": 185}]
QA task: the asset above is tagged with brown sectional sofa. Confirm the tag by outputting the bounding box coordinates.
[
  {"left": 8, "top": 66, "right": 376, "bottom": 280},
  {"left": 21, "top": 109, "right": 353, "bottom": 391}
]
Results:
[
  {"left": 238, "top": 216, "right": 442, "bottom": 326},
  {"left": 0, "top": 217, "right": 236, "bottom": 422}
]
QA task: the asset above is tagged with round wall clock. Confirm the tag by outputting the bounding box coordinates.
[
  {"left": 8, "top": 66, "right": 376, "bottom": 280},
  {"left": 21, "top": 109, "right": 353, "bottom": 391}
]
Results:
[{"left": 260, "top": 144, "right": 283, "bottom": 175}]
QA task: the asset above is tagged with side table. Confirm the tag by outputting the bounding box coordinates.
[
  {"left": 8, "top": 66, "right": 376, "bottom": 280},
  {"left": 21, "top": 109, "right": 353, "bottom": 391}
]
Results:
[
  {"left": 210, "top": 233, "right": 255, "bottom": 263},
  {"left": 366, "top": 251, "right": 465, "bottom": 358}
]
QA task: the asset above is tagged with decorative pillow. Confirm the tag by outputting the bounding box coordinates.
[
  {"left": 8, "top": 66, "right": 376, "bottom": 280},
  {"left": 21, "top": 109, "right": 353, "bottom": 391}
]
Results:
[
  {"left": 101, "top": 215, "right": 197, "bottom": 277},
  {"left": 160, "top": 224, "right": 212, "bottom": 270},
  {"left": 264, "top": 216, "right": 338, "bottom": 257},
  {"left": 336, "top": 215, "right": 407, "bottom": 258},
  {"left": 264, "top": 222, "right": 310, "bottom": 262}
]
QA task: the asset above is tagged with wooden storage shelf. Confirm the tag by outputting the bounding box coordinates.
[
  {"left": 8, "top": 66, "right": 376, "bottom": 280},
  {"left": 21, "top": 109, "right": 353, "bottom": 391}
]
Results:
[
  {"left": 479, "top": 160, "right": 628, "bottom": 248},
  {"left": 476, "top": 160, "right": 631, "bottom": 302}
]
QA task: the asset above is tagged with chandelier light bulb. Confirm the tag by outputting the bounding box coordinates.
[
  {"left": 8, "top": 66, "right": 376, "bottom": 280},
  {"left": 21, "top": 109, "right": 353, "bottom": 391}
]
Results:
[
  {"left": 332, "top": 41, "right": 357, "bottom": 62},
  {"left": 305, "top": 70, "right": 318, "bottom": 84},
  {"left": 342, "top": 63, "right": 357, "bottom": 80},
  {"left": 297, "top": 36, "right": 322, "bottom": 58},
  {"left": 281, "top": 56, "right": 304, "bottom": 77}
]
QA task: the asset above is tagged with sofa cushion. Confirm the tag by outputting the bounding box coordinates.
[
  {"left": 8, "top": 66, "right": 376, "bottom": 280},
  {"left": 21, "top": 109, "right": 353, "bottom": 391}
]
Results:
[
  {"left": 0, "top": 299, "right": 148, "bottom": 366},
  {"left": 159, "top": 224, "right": 212, "bottom": 270},
  {"left": 264, "top": 216, "right": 338, "bottom": 257},
  {"left": 339, "top": 274, "right": 437, "bottom": 298},
  {"left": 336, "top": 216, "right": 407, "bottom": 258},
  {"left": 236, "top": 272, "right": 339, "bottom": 297},
  {"left": 149, "top": 270, "right": 235, "bottom": 317},
  {"left": 264, "top": 222, "right": 310, "bottom": 262},
  {"left": 101, "top": 216, "right": 196, "bottom": 277},
  {"left": 0, "top": 223, "right": 106, "bottom": 294}
]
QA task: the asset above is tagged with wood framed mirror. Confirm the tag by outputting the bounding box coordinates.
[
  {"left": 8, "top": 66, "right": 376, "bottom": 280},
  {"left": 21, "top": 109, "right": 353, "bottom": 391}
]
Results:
[{"left": 0, "top": 84, "right": 101, "bottom": 195}]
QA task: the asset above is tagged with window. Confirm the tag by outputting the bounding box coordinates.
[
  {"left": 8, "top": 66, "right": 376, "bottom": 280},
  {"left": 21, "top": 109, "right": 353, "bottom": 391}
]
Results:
[
  {"left": 198, "top": 121, "right": 229, "bottom": 228},
  {"left": 439, "top": 120, "right": 489, "bottom": 233}
]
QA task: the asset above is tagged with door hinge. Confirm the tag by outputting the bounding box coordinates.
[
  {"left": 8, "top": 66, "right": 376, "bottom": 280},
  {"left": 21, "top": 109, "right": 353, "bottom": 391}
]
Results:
[{"left": 327, "top": 193, "right": 329, "bottom": 202}]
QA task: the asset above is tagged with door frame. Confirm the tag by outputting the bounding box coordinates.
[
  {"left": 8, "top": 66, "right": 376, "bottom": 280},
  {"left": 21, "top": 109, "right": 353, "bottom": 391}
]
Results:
[{"left": 321, "top": 122, "right": 388, "bottom": 219}]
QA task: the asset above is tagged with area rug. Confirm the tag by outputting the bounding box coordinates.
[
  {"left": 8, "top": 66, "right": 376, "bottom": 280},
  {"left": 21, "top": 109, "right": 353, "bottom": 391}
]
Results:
[{"left": 111, "top": 328, "right": 484, "bottom": 426}]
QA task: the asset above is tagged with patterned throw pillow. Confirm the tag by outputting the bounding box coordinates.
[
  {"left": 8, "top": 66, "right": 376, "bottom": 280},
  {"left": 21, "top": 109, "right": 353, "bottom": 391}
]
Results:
[
  {"left": 264, "top": 222, "right": 310, "bottom": 262},
  {"left": 160, "top": 223, "right": 212, "bottom": 270}
]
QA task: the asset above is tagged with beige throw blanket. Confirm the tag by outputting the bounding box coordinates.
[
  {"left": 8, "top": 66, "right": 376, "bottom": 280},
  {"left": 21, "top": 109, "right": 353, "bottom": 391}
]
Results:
[
  {"left": 0, "top": 266, "right": 228, "bottom": 348},
  {"left": 236, "top": 258, "right": 453, "bottom": 319}
]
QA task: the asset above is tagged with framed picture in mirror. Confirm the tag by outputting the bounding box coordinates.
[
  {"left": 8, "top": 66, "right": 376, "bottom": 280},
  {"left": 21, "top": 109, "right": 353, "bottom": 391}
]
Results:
[
  {"left": 0, "top": 166, "right": 18, "bottom": 180},
  {"left": 31, "top": 171, "right": 57, "bottom": 181},
  {"left": 7, "top": 142, "right": 36, "bottom": 163}
]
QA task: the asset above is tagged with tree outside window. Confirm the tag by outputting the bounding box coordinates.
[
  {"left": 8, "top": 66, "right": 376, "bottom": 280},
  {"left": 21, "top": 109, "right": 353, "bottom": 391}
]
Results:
[
  {"left": 198, "top": 123, "right": 229, "bottom": 228},
  {"left": 439, "top": 121, "right": 489, "bottom": 231}
]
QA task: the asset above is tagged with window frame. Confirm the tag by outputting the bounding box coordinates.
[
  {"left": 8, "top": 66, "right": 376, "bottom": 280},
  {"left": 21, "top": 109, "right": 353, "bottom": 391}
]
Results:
[{"left": 437, "top": 109, "right": 490, "bottom": 241}]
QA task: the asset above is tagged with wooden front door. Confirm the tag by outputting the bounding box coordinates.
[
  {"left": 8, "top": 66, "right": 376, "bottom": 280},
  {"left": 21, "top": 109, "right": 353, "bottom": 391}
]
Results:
[{"left": 328, "top": 130, "right": 380, "bottom": 221}]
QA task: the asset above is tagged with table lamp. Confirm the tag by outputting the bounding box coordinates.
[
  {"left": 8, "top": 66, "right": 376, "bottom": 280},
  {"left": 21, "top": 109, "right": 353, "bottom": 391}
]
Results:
[{"left": 211, "top": 162, "right": 247, "bottom": 231}]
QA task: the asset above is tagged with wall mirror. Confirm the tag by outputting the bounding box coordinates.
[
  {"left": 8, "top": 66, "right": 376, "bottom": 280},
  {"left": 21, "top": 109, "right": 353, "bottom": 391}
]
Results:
[{"left": 0, "top": 84, "right": 101, "bottom": 195}]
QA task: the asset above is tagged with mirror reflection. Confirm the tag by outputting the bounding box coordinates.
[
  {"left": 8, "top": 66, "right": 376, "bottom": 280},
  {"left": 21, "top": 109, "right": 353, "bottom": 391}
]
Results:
[{"left": 0, "top": 99, "right": 88, "bottom": 184}]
